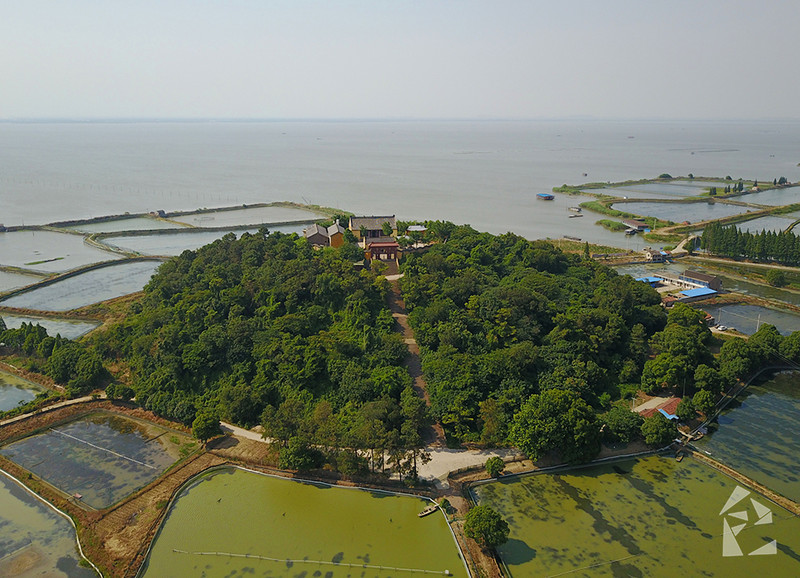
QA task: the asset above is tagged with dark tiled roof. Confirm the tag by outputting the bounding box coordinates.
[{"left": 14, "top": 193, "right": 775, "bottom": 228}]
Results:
[{"left": 349, "top": 215, "right": 396, "bottom": 231}]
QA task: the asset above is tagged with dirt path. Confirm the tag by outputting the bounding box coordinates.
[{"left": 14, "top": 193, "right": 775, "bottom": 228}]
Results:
[{"left": 386, "top": 276, "right": 447, "bottom": 447}]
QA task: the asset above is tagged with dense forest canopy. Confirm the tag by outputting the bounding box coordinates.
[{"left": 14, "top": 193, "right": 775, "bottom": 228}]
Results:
[
  {"left": 92, "top": 230, "right": 432, "bottom": 475},
  {"left": 399, "top": 226, "right": 667, "bottom": 448}
]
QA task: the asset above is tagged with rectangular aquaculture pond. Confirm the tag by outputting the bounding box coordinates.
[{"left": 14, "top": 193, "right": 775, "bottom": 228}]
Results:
[
  {"left": 1, "top": 314, "right": 100, "bottom": 340},
  {"left": 140, "top": 467, "right": 469, "bottom": 577},
  {"left": 171, "top": 205, "right": 321, "bottom": 228},
  {"left": 101, "top": 224, "right": 305, "bottom": 256},
  {"left": 0, "top": 230, "right": 122, "bottom": 273},
  {"left": 0, "top": 412, "right": 196, "bottom": 509},
  {"left": 610, "top": 201, "right": 752, "bottom": 223},
  {"left": 0, "top": 370, "right": 46, "bottom": 412},
  {"left": 0, "top": 260, "right": 162, "bottom": 311},
  {"left": 694, "top": 371, "right": 800, "bottom": 503},
  {"left": 0, "top": 471, "right": 97, "bottom": 577},
  {"left": 471, "top": 455, "right": 800, "bottom": 577}
]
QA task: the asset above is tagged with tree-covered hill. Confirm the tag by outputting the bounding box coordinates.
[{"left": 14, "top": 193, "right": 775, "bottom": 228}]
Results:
[
  {"left": 400, "top": 225, "right": 668, "bottom": 451},
  {"left": 94, "top": 231, "right": 415, "bottom": 445}
]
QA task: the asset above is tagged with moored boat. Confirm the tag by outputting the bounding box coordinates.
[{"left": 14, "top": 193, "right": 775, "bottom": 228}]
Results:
[
  {"left": 536, "top": 193, "right": 554, "bottom": 200},
  {"left": 418, "top": 504, "right": 439, "bottom": 518}
]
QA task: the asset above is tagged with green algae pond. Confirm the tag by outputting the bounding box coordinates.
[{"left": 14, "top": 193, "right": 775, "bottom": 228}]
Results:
[
  {"left": 0, "top": 412, "right": 195, "bottom": 509},
  {"left": 694, "top": 371, "right": 800, "bottom": 503},
  {"left": 0, "top": 471, "right": 97, "bottom": 577},
  {"left": 0, "top": 371, "right": 46, "bottom": 413},
  {"left": 140, "top": 467, "right": 468, "bottom": 578},
  {"left": 471, "top": 455, "right": 800, "bottom": 577}
]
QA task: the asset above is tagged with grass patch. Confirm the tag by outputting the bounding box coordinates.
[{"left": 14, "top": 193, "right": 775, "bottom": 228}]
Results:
[
  {"left": 597, "top": 219, "right": 628, "bottom": 232},
  {"left": 24, "top": 257, "right": 64, "bottom": 266}
]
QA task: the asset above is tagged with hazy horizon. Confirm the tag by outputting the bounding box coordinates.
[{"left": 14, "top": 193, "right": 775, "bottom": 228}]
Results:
[{"left": 3, "top": 1, "right": 799, "bottom": 121}]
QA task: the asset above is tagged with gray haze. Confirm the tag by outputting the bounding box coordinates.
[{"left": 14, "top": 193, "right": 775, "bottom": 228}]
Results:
[{"left": 1, "top": 1, "right": 799, "bottom": 120}]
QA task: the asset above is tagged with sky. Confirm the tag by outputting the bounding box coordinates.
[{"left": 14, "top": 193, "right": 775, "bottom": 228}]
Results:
[{"left": 2, "top": 0, "right": 799, "bottom": 120}]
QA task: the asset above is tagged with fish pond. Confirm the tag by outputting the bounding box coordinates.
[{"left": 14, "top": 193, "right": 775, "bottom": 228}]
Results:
[
  {"left": 171, "top": 205, "right": 322, "bottom": 228},
  {"left": 616, "top": 261, "right": 800, "bottom": 307},
  {"left": 0, "top": 314, "right": 99, "bottom": 340},
  {"left": 61, "top": 217, "right": 183, "bottom": 233},
  {"left": 0, "top": 471, "right": 97, "bottom": 577},
  {"left": 0, "top": 270, "right": 42, "bottom": 294},
  {"left": 0, "top": 230, "right": 121, "bottom": 274},
  {"left": 611, "top": 200, "right": 752, "bottom": 223},
  {"left": 0, "top": 371, "right": 46, "bottom": 413},
  {"left": 471, "top": 455, "right": 800, "bottom": 577},
  {"left": 694, "top": 371, "right": 800, "bottom": 503},
  {"left": 140, "top": 467, "right": 468, "bottom": 577},
  {"left": 734, "top": 187, "right": 800, "bottom": 207},
  {"left": 0, "top": 260, "right": 162, "bottom": 311},
  {"left": 697, "top": 303, "right": 800, "bottom": 336},
  {"left": 0, "top": 412, "right": 195, "bottom": 509},
  {"left": 101, "top": 224, "right": 306, "bottom": 256}
]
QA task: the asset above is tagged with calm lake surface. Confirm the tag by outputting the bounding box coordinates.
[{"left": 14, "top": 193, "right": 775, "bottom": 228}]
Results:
[
  {"left": 141, "top": 467, "right": 468, "bottom": 577},
  {"left": 0, "top": 260, "right": 162, "bottom": 311},
  {"left": 0, "top": 370, "right": 45, "bottom": 413},
  {"left": 2, "top": 120, "right": 798, "bottom": 245},
  {"left": 0, "top": 471, "right": 97, "bottom": 577},
  {"left": 472, "top": 455, "right": 800, "bottom": 577},
  {"left": 695, "top": 371, "right": 800, "bottom": 502},
  {"left": 0, "top": 412, "right": 193, "bottom": 509}
]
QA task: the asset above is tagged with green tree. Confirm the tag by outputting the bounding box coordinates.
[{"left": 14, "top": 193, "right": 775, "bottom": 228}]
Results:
[
  {"left": 510, "top": 389, "right": 600, "bottom": 463},
  {"left": 192, "top": 411, "right": 222, "bottom": 444},
  {"left": 485, "top": 456, "right": 505, "bottom": 477},
  {"left": 602, "top": 406, "right": 643, "bottom": 443},
  {"left": 675, "top": 397, "right": 696, "bottom": 421},
  {"left": 693, "top": 389, "right": 716, "bottom": 416},
  {"left": 640, "top": 413, "right": 676, "bottom": 447},
  {"left": 279, "top": 435, "right": 324, "bottom": 471},
  {"left": 382, "top": 221, "right": 393, "bottom": 236},
  {"left": 766, "top": 269, "right": 787, "bottom": 287},
  {"left": 464, "top": 505, "right": 510, "bottom": 548}
]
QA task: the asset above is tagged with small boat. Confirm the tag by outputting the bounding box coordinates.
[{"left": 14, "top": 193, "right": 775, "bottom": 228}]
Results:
[
  {"left": 563, "top": 235, "right": 581, "bottom": 242},
  {"left": 536, "top": 193, "right": 554, "bottom": 201},
  {"left": 676, "top": 454, "right": 684, "bottom": 462},
  {"left": 568, "top": 206, "right": 582, "bottom": 213},
  {"left": 625, "top": 228, "right": 637, "bottom": 236},
  {"left": 419, "top": 504, "right": 439, "bottom": 518},
  {"left": 568, "top": 214, "right": 583, "bottom": 218}
]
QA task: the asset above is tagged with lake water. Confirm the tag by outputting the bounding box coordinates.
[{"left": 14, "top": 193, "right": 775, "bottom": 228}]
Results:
[
  {"left": 0, "top": 412, "right": 193, "bottom": 509},
  {"left": 736, "top": 187, "right": 800, "bottom": 206},
  {"left": 736, "top": 214, "right": 796, "bottom": 234},
  {"left": 694, "top": 371, "right": 800, "bottom": 503},
  {"left": 0, "top": 371, "right": 46, "bottom": 413},
  {"left": 0, "top": 314, "right": 99, "bottom": 340},
  {"left": 472, "top": 455, "right": 800, "bottom": 577},
  {"left": 141, "top": 467, "right": 468, "bottom": 577},
  {"left": 1, "top": 120, "right": 798, "bottom": 246},
  {"left": 0, "top": 471, "right": 97, "bottom": 577},
  {"left": 0, "top": 260, "right": 162, "bottom": 311},
  {"left": 0, "top": 230, "right": 121, "bottom": 274}
]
